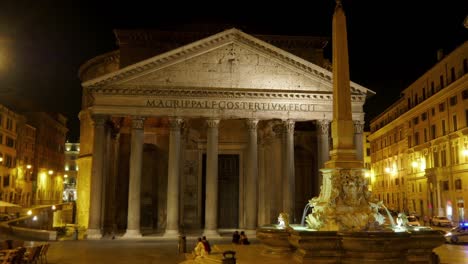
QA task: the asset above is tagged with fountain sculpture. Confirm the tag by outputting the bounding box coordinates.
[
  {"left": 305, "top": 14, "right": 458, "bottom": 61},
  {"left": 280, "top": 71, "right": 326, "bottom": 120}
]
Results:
[{"left": 257, "top": 1, "right": 445, "bottom": 263}]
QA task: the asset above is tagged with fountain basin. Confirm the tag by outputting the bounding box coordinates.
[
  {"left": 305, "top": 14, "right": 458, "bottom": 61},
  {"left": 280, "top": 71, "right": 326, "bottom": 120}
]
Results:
[
  {"left": 287, "top": 227, "right": 445, "bottom": 264},
  {"left": 256, "top": 224, "right": 294, "bottom": 256}
]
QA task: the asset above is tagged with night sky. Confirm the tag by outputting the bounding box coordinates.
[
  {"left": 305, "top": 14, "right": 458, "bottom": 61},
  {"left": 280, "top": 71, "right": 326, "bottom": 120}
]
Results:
[{"left": 0, "top": 0, "right": 466, "bottom": 142}]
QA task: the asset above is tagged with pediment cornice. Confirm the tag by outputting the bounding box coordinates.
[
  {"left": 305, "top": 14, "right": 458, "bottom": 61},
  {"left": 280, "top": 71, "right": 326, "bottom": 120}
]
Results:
[
  {"left": 88, "top": 86, "right": 366, "bottom": 103},
  {"left": 83, "top": 28, "right": 373, "bottom": 96}
]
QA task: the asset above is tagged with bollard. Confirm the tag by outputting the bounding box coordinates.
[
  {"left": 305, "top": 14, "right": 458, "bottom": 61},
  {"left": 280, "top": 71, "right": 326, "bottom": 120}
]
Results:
[
  {"left": 222, "top": 250, "right": 236, "bottom": 264},
  {"left": 178, "top": 235, "right": 187, "bottom": 254}
]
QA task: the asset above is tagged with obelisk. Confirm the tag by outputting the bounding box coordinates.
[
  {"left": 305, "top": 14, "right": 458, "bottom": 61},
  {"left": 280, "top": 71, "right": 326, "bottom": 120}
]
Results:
[
  {"left": 306, "top": 0, "right": 372, "bottom": 232},
  {"left": 326, "top": 0, "right": 362, "bottom": 169}
]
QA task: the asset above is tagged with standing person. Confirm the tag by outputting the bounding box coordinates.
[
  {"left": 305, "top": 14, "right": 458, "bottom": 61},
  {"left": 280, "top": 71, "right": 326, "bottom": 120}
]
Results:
[
  {"left": 232, "top": 231, "right": 240, "bottom": 244},
  {"left": 202, "top": 236, "right": 211, "bottom": 254},
  {"left": 239, "top": 231, "right": 250, "bottom": 245}
]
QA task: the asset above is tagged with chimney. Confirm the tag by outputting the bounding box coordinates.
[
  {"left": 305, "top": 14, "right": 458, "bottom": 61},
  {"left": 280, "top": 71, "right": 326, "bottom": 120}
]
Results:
[{"left": 437, "top": 49, "right": 444, "bottom": 61}]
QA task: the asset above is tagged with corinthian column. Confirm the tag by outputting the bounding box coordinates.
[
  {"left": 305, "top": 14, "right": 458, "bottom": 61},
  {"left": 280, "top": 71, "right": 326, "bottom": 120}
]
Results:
[
  {"left": 283, "top": 120, "right": 295, "bottom": 222},
  {"left": 245, "top": 119, "right": 258, "bottom": 230},
  {"left": 354, "top": 121, "right": 364, "bottom": 161},
  {"left": 204, "top": 118, "right": 220, "bottom": 237},
  {"left": 87, "top": 114, "right": 107, "bottom": 239},
  {"left": 164, "top": 117, "right": 184, "bottom": 237},
  {"left": 123, "top": 117, "right": 145, "bottom": 238},
  {"left": 315, "top": 120, "right": 330, "bottom": 195}
]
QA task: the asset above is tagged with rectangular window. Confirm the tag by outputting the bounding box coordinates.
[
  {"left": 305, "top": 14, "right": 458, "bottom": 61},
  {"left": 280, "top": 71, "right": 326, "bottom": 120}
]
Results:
[
  {"left": 408, "top": 136, "right": 412, "bottom": 147},
  {"left": 443, "top": 180, "right": 449, "bottom": 191},
  {"left": 413, "top": 117, "right": 419, "bottom": 125},
  {"left": 424, "top": 128, "right": 428, "bottom": 142},
  {"left": 439, "top": 103, "right": 445, "bottom": 112},
  {"left": 431, "top": 108, "right": 435, "bottom": 116},
  {"left": 463, "top": 89, "right": 468, "bottom": 100},
  {"left": 431, "top": 125, "right": 436, "bottom": 140},
  {"left": 451, "top": 67, "right": 456, "bottom": 83},
  {"left": 423, "top": 88, "right": 426, "bottom": 99},
  {"left": 414, "top": 132, "right": 420, "bottom": 145},
  {"left": 5, "top": 137, "right": 14, "bottom": 148},
  {"left": 442, "top": 120, "right": 446, "bottom": 135},
  {"left": 440, "top": 75, "right": 444, "bottom": 89},
  {"left": 431, "top": 82, "right": 435, "bottom": 95},
  {"left": 421, "top": 113, "right": 427, "bottom": 121},
  {"left": 466, "top": 109, "right": 468, "bottom": 127},
  {"left": 450, "top": 95, "right": 458, "bottom": 106},
  {"left": 441, "top": 149, "right": 447, "bottom": 166},
  {"left": 434, "top": 151, "right": 439, "bottom": 167},
  {"left": 3, "top": 175, "right": 9, "bottom": 187},
  {"left": 455, "top": 179, "right": 462, "bottom": 190},
  {"left": 453, "top": 115, "right": 458, "bottom": 131}
]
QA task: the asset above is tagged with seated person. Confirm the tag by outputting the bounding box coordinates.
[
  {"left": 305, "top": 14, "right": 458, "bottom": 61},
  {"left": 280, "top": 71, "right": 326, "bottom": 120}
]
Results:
[
  {"left": 232, "top": 231, "right": 240, "bottom": 244},
  {"left": 239, "top": 231, "right": 250, "bottom": 245},
  {"left": 201, "top": 236, "right": 211, "bottom": 253},
  {"left": 193, "top": 237, "right": 207, "bottom": 258}
]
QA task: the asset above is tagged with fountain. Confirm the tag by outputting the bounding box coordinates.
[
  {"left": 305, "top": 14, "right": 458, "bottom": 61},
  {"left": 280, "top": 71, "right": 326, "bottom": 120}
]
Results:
[{"left": 257, "top": 1, "right": 445, "bottom": 263}]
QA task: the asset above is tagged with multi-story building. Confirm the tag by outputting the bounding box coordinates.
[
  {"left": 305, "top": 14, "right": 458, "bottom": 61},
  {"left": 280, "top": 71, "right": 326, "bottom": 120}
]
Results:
[
  {"left": 368, "top": 41, "right": 468, "bottom": 223},
  {"left": 15, "top": 122, "right": 36, "bottom": 207},
  {"left": 0, "top": 104, "right": 21, "bottom": 203},
  {"left": 64, "top": 142, "right": 79, "bottom": 202},
  {"left": 25, "top": 112, "right": 68, "bottom": 205}
]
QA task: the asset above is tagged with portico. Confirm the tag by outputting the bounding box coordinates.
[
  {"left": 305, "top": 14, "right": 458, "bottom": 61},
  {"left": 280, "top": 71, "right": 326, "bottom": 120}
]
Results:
[{"left": 77, "top": 28, "right": 373, "bottom": 238}]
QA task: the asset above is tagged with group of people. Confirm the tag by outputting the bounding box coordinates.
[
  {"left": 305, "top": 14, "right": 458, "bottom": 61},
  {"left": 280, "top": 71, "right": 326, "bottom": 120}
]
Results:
[
  {"left": 193, "top": 236, "right": 211, "bottom": 258},
  {"left": 192, "top": 231, "right": 250, "bottom": 259},
  {"left": 232, "top": 231, "right": 250, "bottom": 245}
]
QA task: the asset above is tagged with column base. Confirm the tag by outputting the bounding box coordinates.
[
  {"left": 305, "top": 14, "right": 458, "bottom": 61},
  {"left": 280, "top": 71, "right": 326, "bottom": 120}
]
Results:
[
  {"left": 86, "top": 229, "right": 102, "bottom": 240},
  {"left": 203, "top": 229, "right": 222, "bottom": 238},
  {"left": 243, "top": 229, "right": 257, "bottom": 237},
  {"left": 162, "top": 229, "right": 180, "bottom": 238},
  {"left": 122, "top": 229, "right": 142, "bottom": 239}
]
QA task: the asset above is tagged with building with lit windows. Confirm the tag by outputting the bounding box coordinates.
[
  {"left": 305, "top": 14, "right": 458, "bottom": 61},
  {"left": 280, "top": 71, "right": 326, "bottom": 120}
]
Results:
[
  {"left": 15, "top": 123, "right": 36, "bottom": 207},
  {"left": 0, "top": 104, "right": 21, "bottom": 203},
  {"left": 24, "top": 112, "right": 68, "bottom": 205},
  {"left": 64, "top": 142, "right": 79, "bottom": 202},
  {"left": 368, "top": 41, "right": 468, "bottom": 223}
]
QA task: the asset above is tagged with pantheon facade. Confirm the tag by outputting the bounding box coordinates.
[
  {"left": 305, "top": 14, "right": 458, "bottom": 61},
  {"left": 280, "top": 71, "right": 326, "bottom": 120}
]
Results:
[{"left": 77, "top": 28, "right": 374, "bottom": 238}]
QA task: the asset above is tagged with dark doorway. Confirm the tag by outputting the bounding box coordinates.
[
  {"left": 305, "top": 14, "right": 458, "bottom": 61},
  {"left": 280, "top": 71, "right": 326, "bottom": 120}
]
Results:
[{"left": 201, "top": 154, "right": 239, "bottom": 229}]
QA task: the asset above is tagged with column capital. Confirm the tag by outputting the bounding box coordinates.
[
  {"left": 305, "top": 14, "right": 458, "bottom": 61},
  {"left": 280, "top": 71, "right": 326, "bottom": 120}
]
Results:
[
  {"left": 245, "top": 119, "right": 259, "bottom": 130},
  {"left": 206, "top": 118, "right": 220, "bottom": 128},
  {"left": 353, "top": 120, "right": 364, "bottom": 134},
  {"left": 131, "top": 117, "right": 145, "bottom": 130},
  {"left": 283, "top": 119, "right": 295, "bottom": 133},
  {"left": 91, "top": 114, "right": 108, "bottom": 126},
  {"left": 316, "top": 119, "right": 331, "bottom": 135},
  {"left": 168, "top": 117, "right": 184, "bottom": 131}
]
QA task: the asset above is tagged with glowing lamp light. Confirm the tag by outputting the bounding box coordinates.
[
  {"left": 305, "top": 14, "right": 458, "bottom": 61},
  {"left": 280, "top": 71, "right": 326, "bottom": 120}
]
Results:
[
  {"left": 26, "top": 164, "right": 32, "bottom": 169},
  {"left": 32, "top": 216, "right": 38, "bottom": 221},
  {"left": 48, "top": 170, "right": 54, "bottom": 175},
  {"left": 0, "top": 157, "right": 3, "bottom": 162},
  {"left": 64, "top": 174, "right": 68, "bottom": 178},
  {"left": 364, "top": 172, "right": 370, "bottom": 178},
  {"left": 27, "top": 210, "right": 32, "bottom": 215},
  {"left": 463, "top": 149, "right": 468, "bottom": 157},
  {"left": 385, "top": 167, "right": 391, "bottom": 173},
  {"left": 411, "top": 161, "right": 418, "bottom": 168},
  {"left": 52, "top": 205, "right": 56, "bottom": 210}
]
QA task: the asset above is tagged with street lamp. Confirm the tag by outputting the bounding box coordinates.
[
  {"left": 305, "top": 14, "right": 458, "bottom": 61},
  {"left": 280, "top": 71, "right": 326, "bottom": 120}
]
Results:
[{"left": 48, "top": 170, "right": 54, "bottom": 175}]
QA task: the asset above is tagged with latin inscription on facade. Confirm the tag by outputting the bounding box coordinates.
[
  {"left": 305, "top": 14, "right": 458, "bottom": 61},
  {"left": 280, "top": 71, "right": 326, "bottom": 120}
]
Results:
[{"left": 146, "top": 99, "right": 315, "bottom": 112}]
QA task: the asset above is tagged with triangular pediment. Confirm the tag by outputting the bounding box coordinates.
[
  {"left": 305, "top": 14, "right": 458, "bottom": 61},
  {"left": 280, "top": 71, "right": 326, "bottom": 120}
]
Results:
[{"left": 83, "top": 28, "right": 373, "bottom": 96}]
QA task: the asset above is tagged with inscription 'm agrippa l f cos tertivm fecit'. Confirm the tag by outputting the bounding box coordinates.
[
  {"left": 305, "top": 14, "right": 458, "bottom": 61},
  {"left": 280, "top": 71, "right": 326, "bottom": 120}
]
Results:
[{"left": 146, "top": 99, "right": 316, "bottom": 112}]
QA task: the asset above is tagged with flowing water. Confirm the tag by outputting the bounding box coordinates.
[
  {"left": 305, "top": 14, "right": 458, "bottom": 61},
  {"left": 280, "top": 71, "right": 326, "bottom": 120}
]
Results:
[
  {"left": 301, "top": 203, "right": 312, "bottom": 226},
  {"left": 381, "top": 203, "right": 396, "bottom": 228}
]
